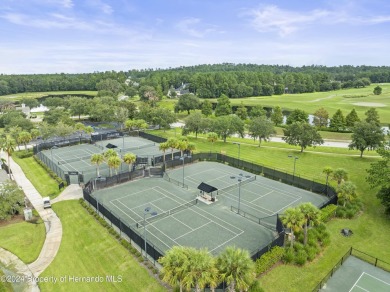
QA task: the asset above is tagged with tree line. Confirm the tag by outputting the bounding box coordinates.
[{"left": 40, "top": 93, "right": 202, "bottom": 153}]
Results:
[{"left": 1, "top": 64, "right": 390, "bottom": 97}]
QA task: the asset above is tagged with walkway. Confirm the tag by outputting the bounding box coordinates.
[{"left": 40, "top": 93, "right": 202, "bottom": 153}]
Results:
[{"left": 2, "top": 155, "right": 63, "bottom": 277}]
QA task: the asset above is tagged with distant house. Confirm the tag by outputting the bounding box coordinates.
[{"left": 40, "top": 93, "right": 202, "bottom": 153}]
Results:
[
  {"left": 15, "top": 103, "right": 31, "bottom": 118},
  {"left": 168, "top": 83, "right": 191, "bottom": 98}
]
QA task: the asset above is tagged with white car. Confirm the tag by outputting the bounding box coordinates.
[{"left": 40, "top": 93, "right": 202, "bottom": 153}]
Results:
[{"left": 43, "top": 197, "right": 51, "bottom": 209}]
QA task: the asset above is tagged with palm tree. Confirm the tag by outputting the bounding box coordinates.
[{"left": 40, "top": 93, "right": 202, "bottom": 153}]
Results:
[
  {"left": 158, "top": 246, "right": 191, "bottom": 292},
  {"left": 322, "top": 166, "right": 333, "bottom": 186},
  {"left": 159, "top": 142, "right": 170, "bottom": 164},
  {"left": 186, "top": 142, "right": 196, "bottom": 155},
  {"left": 18, "top": 131, "right": 32, "bottom": 150},
  {"left": 183, "top": 248, "right": 219, "bottom": 292},
  {"left": 217, "top": 246, "right": 255, "bottom": 292},
  {"left": 123, "top": 152, "right": 136, "bottom": 172},
  {"left": 85, "top": 126, "right": 94, "bottom": 135},
  {"left": 177, "top": 140, "right": 188, "bottom": 157},
  {"left": 281, "top": 207, "right": 305, "bottom": 248},
  {"left": 167, "top": 138, "right": 178, "bottom": 160},
  {"left": 8, "top": 126, "right": 22, "bottom": 150},
  {"left": 207, "top": 132, "right": 218, "bottom": 153},
  {"left": 298, "top": 203, "right": 321, "bottom": 245},
  {"left": 103, "top": 149, "right": 118, "bottom": 160},
  {"left": 107, "top": 156, "right": 122, "bottom": 176},
  {"left": 332, "top": 168, "right": 348, "bottom": 187},
  {"left": 338, "top": 181, "right": 357, "bottom": 207},
  {"left": 30, "top": 128, "right": 40, "bottom": 141},
  {"left": 1, "top": 135, "right": 16, "bottom": 179},
  {"left": 91, "top": 153, "right": 104, "bottom": 177}
]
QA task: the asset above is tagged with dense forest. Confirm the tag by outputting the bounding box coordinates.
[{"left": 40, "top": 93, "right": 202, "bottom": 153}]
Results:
[{"left": 1, "top": 64, "right": 390, "bottom": 98}]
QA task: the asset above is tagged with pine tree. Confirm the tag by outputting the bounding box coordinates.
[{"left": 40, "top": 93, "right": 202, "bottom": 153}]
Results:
[{"left": 330, "top": 109, "right": 346, "bottom": 132}]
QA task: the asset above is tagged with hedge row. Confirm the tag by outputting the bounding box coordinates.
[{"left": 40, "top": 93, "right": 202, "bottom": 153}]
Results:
[
  {"left": 78, "top": 199, "right": 159, "bottom": 276},
  {"left": 255, "top": 246, "right": 284, "bottom": 275},
  {"left": 320, "top": 204, "right": 337, "bottom": 222},
  {"left": 33, "top": 155, "right": 66, "bottom": 186}
]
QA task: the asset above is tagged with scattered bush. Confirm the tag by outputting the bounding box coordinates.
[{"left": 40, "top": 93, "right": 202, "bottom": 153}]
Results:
[
  {"left": 14, "top": 150, "right": 33, "bottom": 158},
  {"left": 294, "top": 250, "right": 308, "bottom": 266},
  {"left": 305, "top": 246, "right": 318, "bottom": 262},
  {"left": 248, "top": 280, "right": 265, "bottom": 292},
  {"left": 255, "top": 246, "right": 284, "bottom": 275},
  {"left": 293, "top": 242, "right": 304, "bottom": 252},
  {"left": 282, "top": 248, "right": 295, "bottom": 264},
  {"left": 335, "top": 208, "right": 346, "bottom": 218}
]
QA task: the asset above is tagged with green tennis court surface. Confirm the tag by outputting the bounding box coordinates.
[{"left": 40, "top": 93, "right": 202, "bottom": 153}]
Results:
[
  {"left": 91, "top": 161, "right": 329, "bottom": 256},
  {"left": 39, "top": 136, "right": 165, "bottom": 182},
  {"left": 320, "top": 256, "right": 390, "bottom": 292}
]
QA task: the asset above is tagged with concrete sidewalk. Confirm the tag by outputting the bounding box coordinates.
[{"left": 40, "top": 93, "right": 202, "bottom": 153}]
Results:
[{"left": 2, "top": 153, "right": 63, "bottom": 277}]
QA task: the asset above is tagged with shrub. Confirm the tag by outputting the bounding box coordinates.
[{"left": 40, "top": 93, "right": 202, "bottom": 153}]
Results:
[
  {"left": 305, "top": 246, "right": 318, "bottom": 262},
  {"left": 295, "top": 250, "right": 308, "bottom": 266},
  {"left": 293, "top": 242, "right": 304, "bottom": 252},
  {"left": 282, "top": 248, "right": 295, "bottom": 264},
  {"left": 346, "top": 209, "right": 355, "bottom": 219},
  {"left": 320, "top": 204, "right": 337, "bottom": 222},
  {"left": 321, "top": 237, "right": 331, "bottom": 247},
  {"left": 255, "top": 246, "right": 284, "bottom": 275},
  {"left": 14, "top": 150, "right": 33, "bottom": 158},
  {"left": 248, "top": 280, "right": 265, "bottom": 292},
  {"left": 335, "top": 208, "right": 346, "bottom": 218},
  {"left": 295, "top": 231, "right": 304, "bottom": 243}
]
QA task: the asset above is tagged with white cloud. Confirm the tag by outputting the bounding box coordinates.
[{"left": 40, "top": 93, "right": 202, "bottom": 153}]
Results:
[
  {"left": 247, "top": 5, "right": 329, "bottom": 36},
  {"left": 176, "top": 17, "right": 221, "bottom": 38}
]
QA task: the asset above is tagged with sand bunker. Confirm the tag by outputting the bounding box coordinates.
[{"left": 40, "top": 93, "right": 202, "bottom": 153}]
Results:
[{"left": 353, "top": 102, "right": 386, "bottom": 107}]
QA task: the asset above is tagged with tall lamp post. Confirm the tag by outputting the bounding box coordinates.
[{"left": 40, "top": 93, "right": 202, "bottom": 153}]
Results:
[
  {"left": 143, "top": 207, "right": 158, "bottom": 259},
  {"left": 288, "top": 155, "right": 299, "bottom": 180},
  {"left": 230, "top": 173, "right": 251, "bottom": 213},
  {"left": 233, "top": 142, "right": 241, "bottom": 167},
  {"left": 179, "top": 154, "right": 191, "bottom": 188}
]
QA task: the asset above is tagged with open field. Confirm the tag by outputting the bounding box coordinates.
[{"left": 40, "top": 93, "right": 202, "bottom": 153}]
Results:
[
  {"left": 39, "top": 201, "right": 165, "bottom": 292},
  {"left": 207, "top": 83, "right": 390, "bottom": 124},
  {"left": 149, "top": 129, "right": 390, "bottom": 292},
  {"left": 12, "top": 156, "right": 61, "bottom": 199},
  {"left": 0, "top": 220, "right": 46, "bottom": 264},
  {"left": 1, "top": 91, "right": 97, "bottom": 100}
]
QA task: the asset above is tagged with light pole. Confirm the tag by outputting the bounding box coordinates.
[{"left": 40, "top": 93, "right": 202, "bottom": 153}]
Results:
[
  {"left": 143, "top": 207, "right": 158, "bottom": 259},
  {"left": 230, "top": 173, "right": 251, "bottom": 213},
  {"left": 179, "top": 154, "right": 191, "bottom": 187},
  {"left": 288, "top": 155, "right": 299, "bottom": 180},
  {"left": 233, "top": 142, "right": 241, "bottom": 167}
]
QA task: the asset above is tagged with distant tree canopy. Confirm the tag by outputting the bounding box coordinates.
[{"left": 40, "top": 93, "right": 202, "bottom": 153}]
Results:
[{"left": 1, "top": 64, "right": 389, "bottom": 98}]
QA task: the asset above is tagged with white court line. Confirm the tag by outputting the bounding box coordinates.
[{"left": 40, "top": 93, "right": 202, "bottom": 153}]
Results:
[
  {"left": 174, "top": 222, "right": 210, "bottom": 241},
  {"left": 223, "top": 192, "right": 274, "bottom": 215},
  {"left": 110, "top": 187, "right": 158, "bottom": 202},
  {"left": 209, "top": 231, "right": 244, "bottom": 253},
  {"left": 185, "top": 168, "right": 227, "bottom": 181},
  {"left": 143, "top": 227, "right": 174, "bottom": 250},
  {"left": 349, "top": 272, "right": 366, "bottom": 292},
  {"left": 250, "top": 180, "right": 302, "bottom": 200},
  {"left": 363, "top": 272, "right": 390, "bottom": 286},
  {"left": 250, "top": 190, "right": 274, "bottom": 203},
  {"left": 153, "top": 186, "right": 243, "bottom": 235},
  {"left": 273, "top": 197, "right": 302, "bottom": 214},
  {"left": 109, "top": 200, "right": 139, "bottom": 222},
  {"left": 171, "top": 216, "right": 194, "bottom": 231},
  {"left": 114, "top": 200, "right": 143, "bottom": 220},
  {"left": 353, "top": 285, "right": 369, "bottom": 292},
  {"left": 147, "top": 223, "right": 181, "bottom": 246},
  {"left": 127, "top": 197, "right": 167, "bottom": 212}
]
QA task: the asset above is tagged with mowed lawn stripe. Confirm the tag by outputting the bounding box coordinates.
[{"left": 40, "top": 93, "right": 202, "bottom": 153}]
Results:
[{"left": 39, "top": 200, "right": 166, "bottom": 292}]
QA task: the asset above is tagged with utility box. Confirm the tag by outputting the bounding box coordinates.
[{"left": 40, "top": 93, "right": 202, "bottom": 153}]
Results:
[{"left": 24, "top": 208, "right": 33, "bottom": 221}]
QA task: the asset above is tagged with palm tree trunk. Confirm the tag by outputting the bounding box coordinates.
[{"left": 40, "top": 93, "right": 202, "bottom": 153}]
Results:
[
  {"left": 97, "top": 165, "right": 100, "bottom": 177},
  {"left": 304, "top": 222, "right": 308, "bottom": 245},
  {"left": 7, "top": 154, "right": 11, "bottom": 179}
]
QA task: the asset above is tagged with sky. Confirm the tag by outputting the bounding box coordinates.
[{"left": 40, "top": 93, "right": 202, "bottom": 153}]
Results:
[{"left": 1, "top": 0, "right": 390, "bottom": 74}]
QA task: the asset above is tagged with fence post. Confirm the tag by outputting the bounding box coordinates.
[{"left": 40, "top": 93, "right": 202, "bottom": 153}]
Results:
[{"left": 375, "top": 258, "right": 378, "bottom": 267}]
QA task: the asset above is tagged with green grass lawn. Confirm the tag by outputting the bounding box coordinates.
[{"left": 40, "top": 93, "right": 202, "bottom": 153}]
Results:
[
  {"left": 1, "top": 91, "right": 97, "bottom": 100},
  {"left": 39, "top": 201, "right": 166, "bottom": 292},
  {"left": 12, "top": 156, "right": 60, "bottom": 199},
  {"left": 204, "top": 83, "right": 390, "bottom": 124},
  {"left": 149, "top": 129, "right": 390, "bottom": 292},
  {"left": 0, "top": 220, "right": 46, "bottom": 264}
]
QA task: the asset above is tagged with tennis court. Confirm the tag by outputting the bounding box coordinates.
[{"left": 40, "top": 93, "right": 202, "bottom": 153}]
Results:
[
  {"left": 167, "top": 161, "right": 328, "bottom": 220},
  {"left": 320, "top": 256, "right": 390, "bottom": 292},
  {"left": 39, "top": 136, "right": 169, "bottom": 183},
  {"left": 92, "top": 177, "right": 276, "bottom": 256}
]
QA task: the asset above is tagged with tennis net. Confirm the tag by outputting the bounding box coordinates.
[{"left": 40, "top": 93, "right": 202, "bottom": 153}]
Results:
[
  {"left": 120, "top": 143, "right": 155, "bottom": 153},
  {"left": 136, "top": 199, "right": 198, "bottom": 228},
  {"left": 217, "top": 175, "right": 256, "bottom": 195},
  {"left": 58, "top": 155, "right": 94, "bottom": 165}
]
